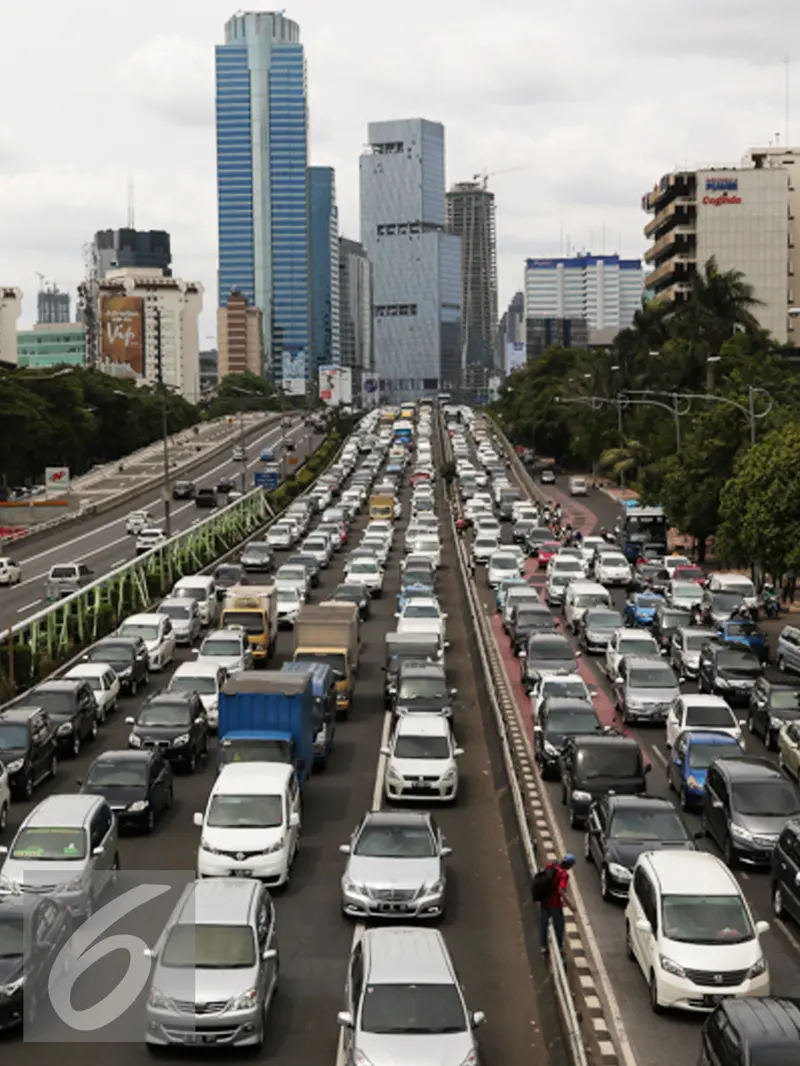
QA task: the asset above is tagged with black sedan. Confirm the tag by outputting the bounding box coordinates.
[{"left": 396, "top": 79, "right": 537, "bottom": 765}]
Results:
[
  {"left": 747, "top": 677, "right": 800, "bottom": 750},
  {"left": 27, "top": 680, "right": 99, "bottom": 758},
  {"left": 82, "top": 637, "right": 149, "bottom": 696},
  {"left": 533, "top": 698, "right": 600, "bottom": 779},
  {"left": 216, "top": 475, "right": 237, "bottom": 495},
  {"left": 584, "top": 794, "right": 696, "bottom": 902},
  {"left": 214, "top": 562, "right": 249, "bottom": 601},
  {"left": 172, "top": 480, "right": 195, "bottom": 500},
  {"left": 331, "top": 582, "right": 370, "bottom": 620},
  {"left": 125, "top": 692, "right": 208, "bottom": 773},
  {"left": 0, "top": 891, "right": 72, "bottom": 1032},
  {"left": 79, "top": 749, "right": 174, "bottom": 832},
  {"left": 509, "top": 604, "right": 557, "bottom": 656}
]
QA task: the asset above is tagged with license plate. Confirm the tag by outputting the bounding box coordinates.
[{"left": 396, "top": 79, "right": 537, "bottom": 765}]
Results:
[
  {"left": 416, "top": 778, "right": 427, "bottom": 786},
  {"left": 378, "top": 903, "right": 408, "bottom": 914},
  {"left": 232, "top": 869, "right": 252, "bottom": 877},
  {"left": 702, "top": 995, "right": 723, "bottom": 1008}
]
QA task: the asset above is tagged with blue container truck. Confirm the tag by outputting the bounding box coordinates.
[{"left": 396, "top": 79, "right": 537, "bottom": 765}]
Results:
[
  {"left": 217, "top": 671, "right": 314, "bottom": 787},
  {"left": 281, "top": 661, "right": 337, "bottom": 768}
]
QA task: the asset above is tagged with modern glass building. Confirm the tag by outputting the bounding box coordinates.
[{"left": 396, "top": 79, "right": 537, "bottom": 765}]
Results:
[
  {"left": 215, "top": 11, "right": 310, "bottom": 391},
  {"left": 309, "top": 166, "right": 340, "bottom": 374},
  {"left": 17, "top": 325, "right": 85, "bottom": 368}
]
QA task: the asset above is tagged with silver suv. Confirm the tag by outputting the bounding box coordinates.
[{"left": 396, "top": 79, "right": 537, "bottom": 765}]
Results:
[
  {"left": 338, "top": 926, "right": 485, "bottom": 1065},
  {"left": 144, "top": 878, "right": 278, "bottom": 1050}
]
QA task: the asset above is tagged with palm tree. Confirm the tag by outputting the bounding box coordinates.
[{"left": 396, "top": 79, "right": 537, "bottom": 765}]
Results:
[
  {"left": 599, "top": 439, "right": 647, "bottom": 483},
  {"left": 678, "top": 256, "right": 763, "bottom": 354}
]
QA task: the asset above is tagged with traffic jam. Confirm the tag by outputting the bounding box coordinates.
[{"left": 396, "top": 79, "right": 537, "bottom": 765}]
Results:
[
  {"left": 0, "top": 403, "right": 505, "bottom": 1064},
  {"left": 450, "top": 407, "right": 800, "bottom": 1064}
]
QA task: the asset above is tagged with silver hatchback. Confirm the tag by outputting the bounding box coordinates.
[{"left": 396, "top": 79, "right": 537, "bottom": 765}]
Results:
[
  {"left": 157, "top": 598, "right": 202, "bottom": 645},
  {"left": 144, "top": 878, "right": 278, "bottom": 1050}
]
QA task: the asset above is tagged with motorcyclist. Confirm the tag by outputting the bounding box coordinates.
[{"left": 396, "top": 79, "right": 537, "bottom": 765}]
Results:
[
  {"left": 456, "top": 517, "right": 465, "bottom": 537},
  {"left": 762, "top": 583, "right": 781, "bottom": 619}
]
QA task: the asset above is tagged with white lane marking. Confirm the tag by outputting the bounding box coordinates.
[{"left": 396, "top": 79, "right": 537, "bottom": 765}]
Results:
[
  {"left": 650, "top": 746, "right": 667, "bottom": 768},
  {"left": 776, "top": 916, "right": 800, "bottom": 953},
  {"left": 13, "top": 421, "right": 289, "bottom": 572},
  {"left": 336, "top": 709, "right": 392, "bottom": 1066},
  {"left": 11, "top": 423, "right": 299, "bottom": 589},
  {"left": 17, "top": 599, "right": 42, "bottom": 613}
]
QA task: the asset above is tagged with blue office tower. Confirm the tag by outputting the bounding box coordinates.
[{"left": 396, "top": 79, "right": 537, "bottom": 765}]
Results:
[
  {"left": 215, "top": 12, "right": 310, "bottom": 391},
  {"left": 309, "top": 166, "right": 340, "bottom": 376}
]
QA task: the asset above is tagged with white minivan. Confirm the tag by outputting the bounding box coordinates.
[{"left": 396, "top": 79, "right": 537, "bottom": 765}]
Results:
[
  {"left": 194, "top": 762, "right": 301, "bottom": 887},
  {"left": 171, "top": 575, "right": 218, "bottom": 627}
]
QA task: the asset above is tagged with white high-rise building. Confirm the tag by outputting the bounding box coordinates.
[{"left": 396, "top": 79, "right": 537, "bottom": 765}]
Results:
[
  {"left": 524, "top": 255, "right": 643, "bottom": 335},
  {"left": 360, "top": 118, "right": 462, "bottom": 400},
  {"left": 0, "top": 288, "right": 22, "bottom": 365}
]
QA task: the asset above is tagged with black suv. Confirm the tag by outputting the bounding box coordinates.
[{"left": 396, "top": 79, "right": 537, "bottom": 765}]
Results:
[
  {"left": 196, "top": 487, "right": 217, "bottom": 509},
  {"left": 747, "top": 677, "right": 800, "bottom": 751},
  {"left": 702, "top": 756, "right": 800, "bottom": 867},
  {"left": 82, "top": 636, "right": 149, "bottom": 696},
  {"left": 0, "top": 891, "right": 72, "bottom": 1031},
  {"left": 771, "top": 815, "right": 800, "bottom": 925},
  {"left": 216, "top": 475, "right": 236, "bottom": 495},
  {"left": 172, "top": 480, "right": 195, "bottom": 500},
  {"left": 0, "top": 707, "right": 58, "bottom": 799},
  {"left": 697, "top": 638, "right": 762, "bottom": 702},
  {"left": 125, "top": 691, "right": 208, "bottom": 772},
  {"left": 392, "top": 662, "right": 455, "bottom": 720},
  {"left": 509, "top": 603, "right": 557, "bottom": 656},
  {"left": 559, "top": 734, "right": 650, "bottom": 829},
  {"left": 700, "top": 997, "right": 800, "bottom": 1066},
  {"left": 27, "top": 679, "right": 99, "bottom": 757},
  {"left": 584, "top": 794, "right": 695, "bottom": 902},
  {"left": 533, "top": 697, "right": 600, "bottom": 778}
]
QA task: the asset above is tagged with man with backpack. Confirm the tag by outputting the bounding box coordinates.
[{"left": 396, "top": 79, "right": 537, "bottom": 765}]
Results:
[{"left": 531, "top": 854, "right": 575, "bottom": 957}]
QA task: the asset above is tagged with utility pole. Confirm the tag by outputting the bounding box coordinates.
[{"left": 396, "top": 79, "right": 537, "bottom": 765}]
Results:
[{"left": 155, "top": 308, "right": 171, "bottom": 536}]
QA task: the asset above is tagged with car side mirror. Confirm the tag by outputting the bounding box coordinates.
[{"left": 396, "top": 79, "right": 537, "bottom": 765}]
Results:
[
  {"left": 589, "top": 687, "right": 598, "bottom": 697},
  {"left": 263, "top": 947, "right": 278, "bottom": 961},
  {"left": 0, "top": 846, "right": 8, "bottom": 856},
  {"left": 450, "top": 687, "right": 458, "bottom": 696},
  {"left": 693, "top": 830, "right": 705, "bottom": 840},
  {"left": 645, "top": 763, "right": 652, "bottom": 773},
  {"left": 92, "top": 846, "right": 105, "bottom": 857},
  {"left": 339, "top": 844, "right": 351, "bottom": 854},
  {"left": 337, "top": 1011, "right": 354, "bottom": 1028},
  {"left": 454, "top": 747, "right": 464, "bottom": 757},
  {"left": 289, "top": 812, "right": 300, "bottom": 828},
  {"left": 471, "top": 1011, "right": 486, "bottom": 1028},
  {"left": 755, "top": 920, "right": 770, "bottom": 936},
  {"left": 711, "top": 797, "right": 723, "bottom": 809},
  {"left": 575, "top": 650, "right": 582, "bottom": 657},
  {"left": 394, "top": 612, "right": 400, "bottom": 619},
  {"left": 76, "top": 778, "right": 83, "bottom": 787},
  {"left": 441, "top": 845, "right": 453, "bottom": 858},
  {"left": 380, "top": 746, "right": 390, "bottom": 757},
  {"left": 124, "top": 716, "right": 134, "bottom": 725},
  {"left": 636, "top": 918, "right": 652, "bottom": 935},
  {"left": 193, "top": 812, "right": 203, "bottom": 827}
]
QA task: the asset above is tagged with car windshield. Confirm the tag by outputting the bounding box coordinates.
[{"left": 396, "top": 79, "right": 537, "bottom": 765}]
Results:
[
  {"left": 547, "top": 711, "right": 599, "bottom": 735},
  {"left": 491, "top": 556, "right": 516, "bottom": 570},
  {"left": 586, "top": 611, "right": 621, "bottom": 629},
  {"left": 685, "top": 705, "right": 735, "bottom": 727},
  {"left": 278, "top": 568, "right": 305, "bottom": 581},
  {"left": 118, "top": 623, "right": 159, "bottom": 642},
  {"left": 201, "top": 639, "right": 241, "bottom": 657},
  {"left": 137, "top": 705, "right": 190, "bottom": 728},
  {"left": 718, "top": 650, "right": 759, "bottom": 670},
  {"left": 732, "top": 782, "right": 800, "bottom": 817},
  {"left": 215, "top": 566, "right": 242, "bottom": 581},
  {"left": 162, "top": 924, "right": 256, "bottom": 969},
  {"left": 575, "top": 594, "right": 609, "bottom": 607},
  {"left": 517, "top": 609, "right": 550, "bottom": 626},
  {"left": 661, "top": 895, "right": 753, "bottom": 945},
  {"left": 550, "top": 575, "right": 571, "bottom": 587},
  {"left": 619, "top": 636, "right": 658, "bottom": 654},
  {"left": 770, "top": 690, "right": 800, "bottom": 710},
  {"left": 398, "top": 678, "right": 447, "bottom": 700},
  {"left": 726, "top": 621, "right": 758, "bottom": 636},
  {"left": 609, "top": 807, "right": 688, "bottom": 840},
  {"left": 713, "top": 592, "right": 744, "bottom": 611},
  {"left": 629, "top": 666, "right": 677, "bottom": 688},
  {"left": 361, "top": 983, "right": 466, "bottom": 1035},
  {"left": 334, "top": 586, "right": 363, "bottom": 601},
  {"left": 277, "top": 589, "right": 300, "bottom": 604},
  {"left": 661, "top": 610, "right": 688, "bottom": 627},
  {"left": 531, "top": 640, "right": 573, "bottom": 660},
  {"left": 350, "top": 561, "right": 377, "bottom": 573},
  {"left": 683, "top": 633, "right": 708, "bottom": 651},
  {"left": 581, "top": 750, "right": 642, "bottom": 778},
  {"left": 672, "top": 582, "right": 699, "bottom": 598},
  {"left": 243, "top": 546, "right": 269, "bottom": 558},
  {"left": 26, "top": 690, "right": 72, "bottom": 713},
  {"left": 159, "top": 605, "right": 190, "bottom": 620},
  {"left": 403, "top": 605, "right": 439, "bottom": 619},
  {"left": 404, "top": 572, "right": 433, "bottom": 586},
  {"left": 207, "top": 794, "right": 283, "bottom": 828},
  {"left": 0, "top": 723, "right": 28, "bottom": 749},
  {"left": 354, "top": 825, "right": 435, "bottom": 858},
  {"left": 554, "top": 560, "right": 582, "bottom": 572},
  {"left": 174, "top": 587, "right": 205, "bottom": 601},
  {"left": 475, "top": 538, "right": 498, "bottom": 548},
  {"left": 394, "top": 735, "right": 450, "bottom": 759},
  {"left": 170, "top": 675, "right": 217, "bottom": 696},
  {"left": 294, "top": 652, "right": 346, "bottom": 678},
  {"left": 86, "top": 760, "right": 148, "bottom": 787},
  {"left": 688, "top": 741, "right": 740, "bottom": 769},
  {"left": 0, "top": 918, "right": 23, "bottom": 958},
  {"left": 603, "top": 556, "right": 628, "bottom": 568},
  {"left": 220, "top": 612, "right": 263, "bottom": 634},
  {"left": 635, "top": 596, "right": 662, "bottom": 609},
  {"left": 49, "top": 567, "right": 77, "bottom": 579},
  {"left": 88, "top": 643, "right": 131, "bottom": 662},
  {"left": 11, "top": 828, "right": 87, "bottom": 861},
  {"left": 541, "top": 679, "right": 587, "bottom": 700}
]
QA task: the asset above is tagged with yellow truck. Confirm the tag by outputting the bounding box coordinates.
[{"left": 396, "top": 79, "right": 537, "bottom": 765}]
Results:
[
  {"left": 293, "top": 602, "right": 360, "bottom": 718},
  {"left": 220, "top": 584, "right": 278, "bottom": 665},
  {"left": 369, "top": 493, "right": 395, "bottom": 521}
]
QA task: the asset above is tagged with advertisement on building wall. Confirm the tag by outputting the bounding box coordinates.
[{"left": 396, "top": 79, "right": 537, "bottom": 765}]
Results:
[
  {"left": 702, "top": 177, "right": 742, "bottom": 207},
  {"left": 361, "top": 372, "right": 380, "bottom": 408},
  {"left": 318, "top": 365, "right": 353, "bottom": 407},
  {"left": 100, "top": 295, "right": 144, "bottom": 375},
  {"left": 505, "top": 341, "right": 527, "bottom": 373},
  {"left": 281, "top": 351, "right": 307, "bottom": 396}
]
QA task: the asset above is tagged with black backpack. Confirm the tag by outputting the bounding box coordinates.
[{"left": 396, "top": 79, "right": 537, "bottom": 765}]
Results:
[{"left": 531, "top": 863, "right": 557, "bottom": 902}]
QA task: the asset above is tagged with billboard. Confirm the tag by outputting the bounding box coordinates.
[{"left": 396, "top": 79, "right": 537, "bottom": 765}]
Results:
[
  {"left": 362, "top": 372, "right": 380, "bottom": 408},
  {"left": 100, "top": 295, "right": 144, "bottom": 375},
  {"left": 318, "top": 365, "right": 353, "bottom": 407},
  {"left": 505, "top": 341, "right": 527, "bottom": 373},
  {"left": 45, "top": 466, "right": 70, "bottom": 495},
  {"left": 281, "top": 351, "right": 307, "bottom": 396}
]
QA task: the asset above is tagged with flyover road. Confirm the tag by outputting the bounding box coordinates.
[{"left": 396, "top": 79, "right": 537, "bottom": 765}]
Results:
[
  {"left": 3, "top": 454, "right": 559, "bottom": 1064},
  {"left": 0, "top": 418, "right": 314, "bottom": 631},
  {"left": 477, "top": 464, "right": 800, "bottom": 1066}
]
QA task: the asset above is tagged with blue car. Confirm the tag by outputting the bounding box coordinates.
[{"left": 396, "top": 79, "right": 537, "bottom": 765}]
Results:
[
  {"left": 397, "top": 582, "right": 434, "bottom": 610},
  {"left": 666, "top": 730, "right": 746, "bottom": 809},
  {"left": 718, "top": 619, "right": 769, "bottom": 662},
  {"left": 495, "top": 577, "right": 529, "bottom": 611},
  {"left": 623, "top": 592, "right": 664, "bottom": 627}
]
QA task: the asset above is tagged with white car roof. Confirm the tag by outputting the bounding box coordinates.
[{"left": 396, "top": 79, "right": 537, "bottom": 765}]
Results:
[
  {"left": 395, "top": 714, "right": 451, "bottom": 738},
  {"left": 171, "top": 661, "right": 222, "bottom": 679},
  {"left": 678, "top": 694, "right": 733, "bottom": 709},
  {"left": 65, "top": 663, "right": 111, "bottom": 678},
  {"left": 212, "top": 761, "right": 293, "bottom": 795},
  {"left": 640, "top": 850, "right": 740, "bottom": 898},
  {"left": 120, "top": 613, "right": 162, "bottom": 626}
]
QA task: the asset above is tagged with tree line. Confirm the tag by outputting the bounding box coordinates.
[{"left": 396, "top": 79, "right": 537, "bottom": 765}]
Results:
[{"left": 492, "top": 257, "right": 800, "bottom": 573}]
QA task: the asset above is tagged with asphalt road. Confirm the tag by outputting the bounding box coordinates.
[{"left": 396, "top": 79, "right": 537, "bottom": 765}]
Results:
[
  {"left": 477, "top": 464, "right": 800, "bottom": 1066},
  {"left": 0, "top": 418, "right": 312, "bottom": 632},
  {"left": 2, "top": 441, "right": 555, "bottom": 1064}
]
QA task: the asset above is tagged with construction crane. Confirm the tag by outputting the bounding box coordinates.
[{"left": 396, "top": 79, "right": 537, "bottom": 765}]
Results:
[
  {"left": 36, "top": 272, "right": 46, "bottom": 291},
  {"left": 472, "top": 165, "right": 532, "bottom": 189}
]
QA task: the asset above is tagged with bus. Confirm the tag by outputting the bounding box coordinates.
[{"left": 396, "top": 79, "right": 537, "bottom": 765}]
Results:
[
  {"left": 619, "top": 506, "right": 668, "bottom": 562},
  {"left": 392, "top": 419, "right": 414, "bottom": 447}
]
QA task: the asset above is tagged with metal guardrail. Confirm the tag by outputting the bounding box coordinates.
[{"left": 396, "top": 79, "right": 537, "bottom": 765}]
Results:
[{"left": 439, "top": 414, "right": 590, "bottom": 1066}]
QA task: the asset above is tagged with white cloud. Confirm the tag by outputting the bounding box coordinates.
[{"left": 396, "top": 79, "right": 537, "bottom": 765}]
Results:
[{"left": 117, "top": 35, "right": 214, "bottom": 128}]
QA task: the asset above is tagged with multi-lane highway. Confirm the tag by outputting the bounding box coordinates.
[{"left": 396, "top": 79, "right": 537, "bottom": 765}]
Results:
[
  {"left": 3, "top": 427, "right": 559, "bottom": 1065},
  {"left": 0, "top": 418, "right": 314, "bottom": 631},
  {"left": 477, "top": 457, "right": 800, "bottom": 1066}
]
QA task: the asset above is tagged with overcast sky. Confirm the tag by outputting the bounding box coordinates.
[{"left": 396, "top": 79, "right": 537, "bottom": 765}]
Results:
[{"left": 1, "top": 0, "right": 798, "bottom": 342}]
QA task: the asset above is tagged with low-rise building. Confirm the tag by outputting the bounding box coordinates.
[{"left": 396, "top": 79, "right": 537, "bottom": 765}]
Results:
[{"left": 17, "top": 324, "right": 85, "bottom": 368}]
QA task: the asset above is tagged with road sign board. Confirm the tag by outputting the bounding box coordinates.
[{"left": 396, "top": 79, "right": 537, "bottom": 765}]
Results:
[
  {"left": 254, "top": 471, "right": 279, "bottom": 490},
  {"left": 287, "top": 455, "right": 299, "bottom": 466}
]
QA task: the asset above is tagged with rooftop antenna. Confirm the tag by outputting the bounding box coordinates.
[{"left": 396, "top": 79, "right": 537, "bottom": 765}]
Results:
[
  {"left": 36, "top": 272, "right": 45, "bottom": 291},
  {"left": 786, "top": 54, "right": 792, "bottom": 146},
  {"left": 127, "top": 175, "right": 135, "bottom": 229}
]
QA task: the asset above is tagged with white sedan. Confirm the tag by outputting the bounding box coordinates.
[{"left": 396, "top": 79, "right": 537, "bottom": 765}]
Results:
[
  {"left": 116, "top": 612, "right": 177, "bottom": 671},
  {"left": 472, "top": 535, "right": 500, "bottom": 565},
  {"left": 64, "top": 663, "right": 120, "bottom": 723},
  {"left": 345, "top": 556, "right": 384, "bottom": 596},
  {"left": 125, "top": 510, "right": 151, "bottom": 535},
  {"left": 604, "top": 628, "right": 660, "bottom": 679},
  {"left": 407, "top": 536, "right": 441, "bottom": 570},
  {"left": 594, "top": 553, "right": 633, "bottom": 586},
  {"left": 0, "top": 557, "right": 21, "bottom": 586},
  {"left": 487, "top": 551, "right": 523, "bottom": 588},
  {"left": 267, "top": 523, "right": 295, "bottom": 550},
  {"left": 665, "top": 694, "right": 742, "bottom": 750},
  {"left": 135, "top": 528, "right": 168, "bottom": 555},
  {"left": 275, "top": 564, "right": 310, "bottom": 601},
  {"left": 530, "top": 672, "right": 595, "bottom": 720},
  {"left": 395, "top": 597, "right": 448, "bottom": 645}
]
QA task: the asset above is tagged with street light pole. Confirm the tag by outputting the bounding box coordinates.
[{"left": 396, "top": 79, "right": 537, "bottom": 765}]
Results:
[{"left": 154, "top": 307, "right": 171, "bottom": 537}]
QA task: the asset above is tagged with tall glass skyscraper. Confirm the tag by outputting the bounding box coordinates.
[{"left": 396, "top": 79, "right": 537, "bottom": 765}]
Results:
[
  {"left": 309, "top": 166, "right": 340, "bottom": 375},
  {"left": 215, "top": 11, "right": 310, "bottom": 391}
]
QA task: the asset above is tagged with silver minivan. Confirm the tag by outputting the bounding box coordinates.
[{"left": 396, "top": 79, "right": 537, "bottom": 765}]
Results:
[
  {"left": 0, "top": 793, "right": 118, "bottom": 918},
  {"left": 338, "top": 927, "right": 484, "bottom": 1066},
  {"left": 144, "top": 878, "right": 278, "bottom": 1049}
]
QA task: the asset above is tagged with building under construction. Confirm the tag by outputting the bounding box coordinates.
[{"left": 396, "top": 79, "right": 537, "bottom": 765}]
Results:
[{"left": 446, "top": 180, "right": 498, "bottom": 378}]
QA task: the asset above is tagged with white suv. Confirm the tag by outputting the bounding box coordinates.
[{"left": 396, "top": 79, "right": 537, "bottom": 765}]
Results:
[
  {"left": 0, "top": 557, "right": 21, "bottom": 586},
  {"left": 382, "top": 714, "right": 462, "bottom": 803}
]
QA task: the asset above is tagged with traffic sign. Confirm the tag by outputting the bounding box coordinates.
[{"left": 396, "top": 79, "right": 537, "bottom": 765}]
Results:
[
  {"left": 254, "top": 471, "right": 279, "bottom": 490},
  {"left": 287, "top": 455, "right": 299, "bottom": 466}
]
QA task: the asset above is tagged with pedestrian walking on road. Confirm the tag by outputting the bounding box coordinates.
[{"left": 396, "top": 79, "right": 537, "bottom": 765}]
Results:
[
  {"left": 783, "top": 570, "right": 796, "bottom": 604},
  {"left": 532, "top": 853, "right": 575, "bottom": 957}
]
